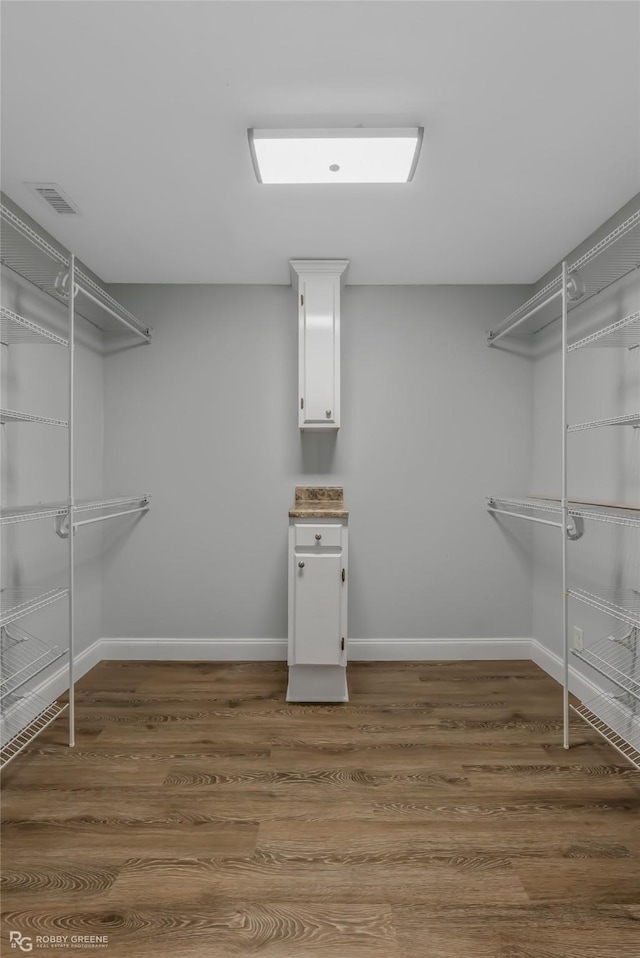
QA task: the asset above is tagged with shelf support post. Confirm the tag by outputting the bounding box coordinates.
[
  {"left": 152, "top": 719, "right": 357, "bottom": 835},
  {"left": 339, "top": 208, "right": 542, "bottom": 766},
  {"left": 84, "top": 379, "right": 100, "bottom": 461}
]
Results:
[
  {"left": 68, "top": 254, "right": 75, "bottom": 749},
  {"left": 562, "top": 260, "right": 569, "bottom": 750}
]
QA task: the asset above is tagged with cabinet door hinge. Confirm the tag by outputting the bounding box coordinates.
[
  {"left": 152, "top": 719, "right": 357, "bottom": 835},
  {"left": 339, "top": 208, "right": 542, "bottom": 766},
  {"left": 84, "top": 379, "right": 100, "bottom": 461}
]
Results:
[
  {"left": 341, "top": 568, "right": 345, "bottom": 582},
  {"left": 300, "top": 294, "right": 304, "bottom": 306},
  {"left": 300, "top": 397, "right": 304, "bottom": 410},
  {"left": 341, "top": 637, "right": 345, "bottom": 651}
]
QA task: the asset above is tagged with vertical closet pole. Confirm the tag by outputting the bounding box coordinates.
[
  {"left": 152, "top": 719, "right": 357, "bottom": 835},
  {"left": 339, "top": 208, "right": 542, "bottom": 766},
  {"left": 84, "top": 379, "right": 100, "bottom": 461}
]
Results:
[
  {"left": 561, "top": 261, "right": 569, "bottom": 749},
  {"left": 68, "top": 254, "right": 75, "bottom": 748}
]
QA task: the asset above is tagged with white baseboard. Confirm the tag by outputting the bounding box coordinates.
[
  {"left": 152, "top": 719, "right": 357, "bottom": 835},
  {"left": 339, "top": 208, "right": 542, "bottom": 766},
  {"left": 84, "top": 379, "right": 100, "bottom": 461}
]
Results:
[
  {"left": 32, "top": 636, "right": 603, "bottom": 715},
  {"left": 100, "top": 637, "right": 287, "bottom": 661},
  {"left": 347, "top": 637, "right": 532, "bottom": 661},
  {"left": 530, "top": 638, "right": 602, "bottom": 702},
  {"left": 33, "top": 637, "right": 104, "bottom": 701},
  {"left": 100, "top": 636, "right": 532, "bottom": 663}
]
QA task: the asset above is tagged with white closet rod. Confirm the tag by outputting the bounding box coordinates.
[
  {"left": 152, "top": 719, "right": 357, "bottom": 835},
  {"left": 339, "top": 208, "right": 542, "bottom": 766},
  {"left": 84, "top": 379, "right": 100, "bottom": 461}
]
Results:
[
  {"left": 73, "top": 505, "right": 150, "bottom": 529},
  {"left": 74, "top": 282, "right": 150, "bottom": 341},
  {"left": 488, "top": 288, "right": 562, "bottom": 344},
  {"left": 487, "top": 506, "right": 563, "bottom": 528},
  {"left": 55, "top": 503, "right": 150, "bottom": 537}
]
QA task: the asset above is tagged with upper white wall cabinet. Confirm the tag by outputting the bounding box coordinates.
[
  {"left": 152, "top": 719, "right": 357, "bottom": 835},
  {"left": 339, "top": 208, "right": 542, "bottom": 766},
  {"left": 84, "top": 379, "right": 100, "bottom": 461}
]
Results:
[{"left": 290, "top": 259, "right": 349, "bottom": 431}]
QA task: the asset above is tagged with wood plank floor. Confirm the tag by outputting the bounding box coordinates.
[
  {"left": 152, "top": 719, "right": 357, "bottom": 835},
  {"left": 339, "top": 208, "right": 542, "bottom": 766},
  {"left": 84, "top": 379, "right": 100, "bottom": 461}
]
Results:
[{"left": 1, "top": 660, "right": 639, "bottom": 957}]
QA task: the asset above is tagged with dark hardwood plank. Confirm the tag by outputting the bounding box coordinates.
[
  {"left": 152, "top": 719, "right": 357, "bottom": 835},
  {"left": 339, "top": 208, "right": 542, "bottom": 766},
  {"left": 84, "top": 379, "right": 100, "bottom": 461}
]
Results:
[
  {"left": 104, "top": 853, "right": 528, "bottom": 907},
  {"left": 1, "top": 904, "right": 399, "bottom": 958},
  {"left": 392, "top": 904, "right": 640, "bottom": 958},
  {"left": 2, "top": 659, "right": 639, "bottom": 958},
  {"left": 257, "top": 819, "right": 637, "bottom": 860},
  {"left": 513, "top": 859, "right": 640, "bottom": 904},
  {"left": 2, "top": 820, "right": 258, "bottom": 866}
]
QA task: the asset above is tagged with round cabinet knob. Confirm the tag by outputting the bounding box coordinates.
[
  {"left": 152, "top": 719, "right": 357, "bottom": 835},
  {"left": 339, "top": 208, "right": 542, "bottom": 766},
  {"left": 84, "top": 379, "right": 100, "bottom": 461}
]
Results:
[
  {"left": 298, "top": 561, "right": 305, "bottom": 568},
  {"left": 315, "top": 533, "right": 322, "bottom": 540},
  {"left": 326, "top": 410, "right": 332, "bottom": 418}
]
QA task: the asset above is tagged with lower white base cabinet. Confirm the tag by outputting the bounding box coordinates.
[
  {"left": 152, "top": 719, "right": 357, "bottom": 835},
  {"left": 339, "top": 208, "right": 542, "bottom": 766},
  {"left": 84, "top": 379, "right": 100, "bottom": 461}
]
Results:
[{"left": 287, "top": 509, "right": 348, "bottom": 702}]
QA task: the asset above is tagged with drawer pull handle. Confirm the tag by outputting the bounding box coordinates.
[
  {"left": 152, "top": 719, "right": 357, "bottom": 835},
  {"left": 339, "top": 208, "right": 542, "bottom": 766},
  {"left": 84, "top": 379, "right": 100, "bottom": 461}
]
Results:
[
  {"left": 326, "top": 410, "right": 332, "bottom": 418},
  {"left": 315, "top": 533, "right": 322, "bottom": 540},
  {"left": 298, "top": 561, "right": 305, "bottom": 569}
]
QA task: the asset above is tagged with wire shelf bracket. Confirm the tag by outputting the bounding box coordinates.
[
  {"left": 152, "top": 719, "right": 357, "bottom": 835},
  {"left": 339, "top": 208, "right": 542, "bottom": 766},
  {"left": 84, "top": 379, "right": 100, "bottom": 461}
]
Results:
[
  {"left": 0, "top": 305, "right": 68, "bottom": 347},
  {"left": 570, "top": 702, "right": 640, "bottom": 770},
  {"left": 0, "top": 588, "right": 68, "bottom": 628},
  {"left": 487, "top": 210, "right": 640, "bottom": 343},
  {"left": 1, "top": 696, "right": 68, "bottom": 769},
  {"left": 1, "top": 503, "right": 69, "bottom": 525},
  {"left": 567, "top": 413, "right": 640, "bottom": 432},
  {"left": 568, "top": 310, "right": 640, "bottom": 351},
  {"left": 487, "top": 496, "right": 640, "bottom": 529},
  {"left": 570, "top": 589, "right": 640, "bottom": 631},
  {"left": 571, "top": 625, "right": 639, "bottom": 704},
  {"left": 1, "top": 408, "right": 68, "bottom": 427},
  {"left": 1, "top": 203, "right": 151, "bottom": 342},
  {"left": 1, "top": 624, "right": 67, "bottom": 700}
]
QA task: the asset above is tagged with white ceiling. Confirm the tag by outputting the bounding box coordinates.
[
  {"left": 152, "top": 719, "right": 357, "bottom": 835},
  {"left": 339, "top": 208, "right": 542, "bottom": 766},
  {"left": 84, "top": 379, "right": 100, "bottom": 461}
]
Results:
[{"left": 1, "top": 1, "right": 639, "bottom": 285}]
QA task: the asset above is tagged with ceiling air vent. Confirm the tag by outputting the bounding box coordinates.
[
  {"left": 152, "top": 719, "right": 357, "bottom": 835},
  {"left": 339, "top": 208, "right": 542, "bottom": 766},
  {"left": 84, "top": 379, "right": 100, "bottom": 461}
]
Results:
[{"left": 24, "top": 182, "right": 80, "bottom": 214}]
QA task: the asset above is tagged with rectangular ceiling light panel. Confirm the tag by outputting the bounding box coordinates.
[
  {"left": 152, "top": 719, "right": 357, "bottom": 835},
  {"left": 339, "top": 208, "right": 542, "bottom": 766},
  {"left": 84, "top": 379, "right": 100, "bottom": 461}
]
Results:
[{"left": 249, "top": 128, "right": 423, "bottom": 184}]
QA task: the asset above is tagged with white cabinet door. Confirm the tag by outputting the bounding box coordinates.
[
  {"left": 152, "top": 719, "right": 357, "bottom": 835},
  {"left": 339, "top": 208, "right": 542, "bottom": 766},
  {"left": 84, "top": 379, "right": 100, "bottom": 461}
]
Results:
[
  {"left": 292, "top": 552, "right": 343, "bottom": 665},
  {"left": 290, "top": 260, "right": 348, "bottom": 431},
  {"left": 300, "top": 275, "right": 338, "bottom": 428}
]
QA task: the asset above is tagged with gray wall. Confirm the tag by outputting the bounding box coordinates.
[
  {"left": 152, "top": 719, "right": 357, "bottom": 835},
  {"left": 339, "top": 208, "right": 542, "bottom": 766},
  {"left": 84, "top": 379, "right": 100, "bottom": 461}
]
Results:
[
  {"left": 4, "top": 191, "right": 636, "bottom": 677},
  {"left": 530, "top": 200, "right": 639, "bottom": 679},
  {"left": 1, "top": 266, "right": 105, "bottom": 664},
  {"left": 102, "top": 282, "right": 534, "bottom": 642}
]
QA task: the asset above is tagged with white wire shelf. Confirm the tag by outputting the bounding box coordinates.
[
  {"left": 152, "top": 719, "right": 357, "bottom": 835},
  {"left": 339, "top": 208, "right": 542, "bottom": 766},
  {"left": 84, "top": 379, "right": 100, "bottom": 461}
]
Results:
[
  {"left": 0, "top": 305, "right": 68, "bottom": 347},
  {"left": 571, "top": 625, "right": 639, "bottom": 704},
  {"left": 487, "top": 209, "right": 640, "bottom": 342},
  {"left": 487, "top": 496, "right": 640, "bottom": 529},
  {"left": 1, "top": 203, "right": 151, "bottom": 341},
  {"left": 1, "top": 693, "right": 67, "bottom": 768},
  {"left": 0, "top": 494, "right": 151, "bottom": 526},
  {"left": 488, "top": 496, "right": 561, "bottom": 517},
  {"left": 571, "top": 699, "right": 640, "bottom": 769},
  {"left": 570, "top": 589, "right": 640, "bottom": 630},
  {"left": 0, "top": 408, "right": 68, "bottom": 427},
  {"left": 0, "top": 588, "right": 68, "bottom": 627},
  {"left": 568, "top": 310, "right": 640, "bottom": 351},
  {"left": 567, "top": 413, "right": 640, "bottom": 432},
  {"left": 73, "top": 495, "right": 151, "bottom": 515},
  {"left": 1, "top": 624, "right": 67, "bottom": 701},
  {"left": 568, "top": 502, "right": 640, "bottom": 527},
  {"left": 1, "top": 503, "right": 68, "bottom": 525}
]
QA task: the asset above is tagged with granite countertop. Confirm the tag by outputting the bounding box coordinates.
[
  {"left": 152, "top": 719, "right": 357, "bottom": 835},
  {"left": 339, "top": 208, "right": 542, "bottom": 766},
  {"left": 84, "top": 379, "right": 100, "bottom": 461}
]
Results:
[{"left": 289, "top": 486, "right": 349, "bottom": 519}]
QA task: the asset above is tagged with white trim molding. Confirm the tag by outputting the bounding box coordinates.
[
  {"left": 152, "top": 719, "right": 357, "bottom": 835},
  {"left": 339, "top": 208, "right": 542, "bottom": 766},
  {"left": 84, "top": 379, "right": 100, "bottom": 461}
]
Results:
[
  {"left": 100, "top": 637, "right": 288, "bottom": 661},
  {"left": 348, "top": 637, "right": 532, "bottom": 661},
  {"left": 530, "top": 638, "right": 604, "bottom": 703},
  {"left": 100, "top": 636, "right": 532, "bottom": 663},
  {"left": 32, "top": 637, "right": 104, "bottom": 702},
  {"left": 32, "top": 637, "right": 605, "bottom": 718}
]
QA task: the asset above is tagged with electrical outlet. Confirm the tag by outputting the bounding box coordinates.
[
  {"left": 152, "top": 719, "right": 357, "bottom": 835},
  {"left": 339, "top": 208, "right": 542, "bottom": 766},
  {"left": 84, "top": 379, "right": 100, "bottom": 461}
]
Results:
[{"left": 572, "top": 626, "right": 584, "bottom": 651}]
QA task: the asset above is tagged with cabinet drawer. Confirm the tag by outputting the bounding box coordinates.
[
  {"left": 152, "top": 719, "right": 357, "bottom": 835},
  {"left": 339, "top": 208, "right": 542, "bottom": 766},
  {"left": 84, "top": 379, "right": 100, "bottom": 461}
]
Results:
[{"left": 294, "top": 524, "right": 342, "bottom": 548}]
